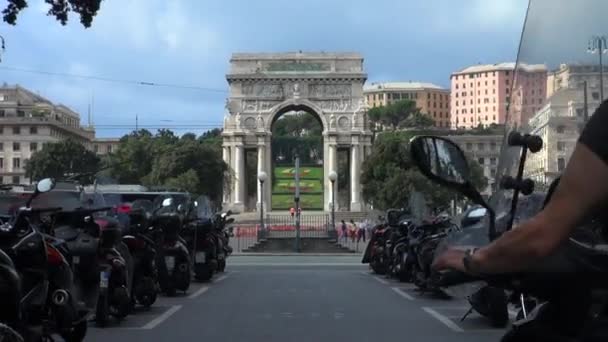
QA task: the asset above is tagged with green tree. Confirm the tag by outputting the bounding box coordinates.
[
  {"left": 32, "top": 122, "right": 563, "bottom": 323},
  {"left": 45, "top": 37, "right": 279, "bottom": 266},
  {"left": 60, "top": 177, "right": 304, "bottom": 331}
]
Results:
[
  {"left": 360, "top": 131, "right": 487, "bottom": 211},
  {"left": 400, "top": 112, "right": 435, "bottom": 128},
  {"left": 107, "top": 129, "right": 155, "bottom": 183},
  {"left": 3, "top": 0, "right": 103, "bottom": 27},
  {"left": 25, "top": 139, "right": 100, "bottom": 182},
  {"left": 368, "top": 100, "right": 423, "bottom": 131}
]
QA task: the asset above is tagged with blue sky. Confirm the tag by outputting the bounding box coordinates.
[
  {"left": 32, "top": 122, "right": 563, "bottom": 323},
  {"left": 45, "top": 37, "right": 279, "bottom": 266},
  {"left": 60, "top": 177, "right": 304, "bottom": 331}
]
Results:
[{"left": 1, "top": 0, "right": 527, "bottom": 137}]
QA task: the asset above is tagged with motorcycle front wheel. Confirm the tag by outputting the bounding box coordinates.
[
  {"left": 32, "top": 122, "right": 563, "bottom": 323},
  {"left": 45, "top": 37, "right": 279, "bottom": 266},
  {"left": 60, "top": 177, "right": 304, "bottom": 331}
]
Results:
[{"left": 0, "top": 323, "right": 23, "bottom": 342}]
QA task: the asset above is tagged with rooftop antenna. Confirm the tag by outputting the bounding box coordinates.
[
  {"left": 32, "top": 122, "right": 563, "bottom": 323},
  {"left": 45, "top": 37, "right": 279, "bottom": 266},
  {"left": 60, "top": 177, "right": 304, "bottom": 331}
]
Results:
[{"left": 91, "top": 93, "right": 95, "bottom": 126}]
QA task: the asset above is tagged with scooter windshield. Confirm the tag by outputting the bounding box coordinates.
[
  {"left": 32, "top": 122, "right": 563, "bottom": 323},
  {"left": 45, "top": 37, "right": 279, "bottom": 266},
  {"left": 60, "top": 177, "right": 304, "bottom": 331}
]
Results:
[
  {"left": 489, "top": 0, "right": 607, "bottom": 229},
  {"left": 194, "top": 195, "right": 214, "bottom": 220}
]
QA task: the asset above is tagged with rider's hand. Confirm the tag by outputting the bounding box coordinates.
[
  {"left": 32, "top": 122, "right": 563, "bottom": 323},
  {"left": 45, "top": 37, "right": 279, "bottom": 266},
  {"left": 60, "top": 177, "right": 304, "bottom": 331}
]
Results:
[{"left": 432, "top": 247, "right": 467, "bottom": 273}]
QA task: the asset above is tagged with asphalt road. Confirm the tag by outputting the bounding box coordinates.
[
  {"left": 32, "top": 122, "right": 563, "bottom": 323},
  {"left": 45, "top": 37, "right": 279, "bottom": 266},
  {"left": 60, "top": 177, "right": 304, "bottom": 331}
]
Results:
[{"left": 86, "top": 255, "right": 506, "bottom": 342}]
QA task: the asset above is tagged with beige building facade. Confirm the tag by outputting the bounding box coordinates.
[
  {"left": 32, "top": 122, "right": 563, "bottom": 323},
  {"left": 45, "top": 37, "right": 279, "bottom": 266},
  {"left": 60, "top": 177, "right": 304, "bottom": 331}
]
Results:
[
  {"left": 0, "top": 85, "right": 97, "bottom": 184},
  {"left": 364, "top": 82, "right": 451, "bottom": 128},
  {"left": 92, "top": 138, "right": 120, "bottom": 155}
]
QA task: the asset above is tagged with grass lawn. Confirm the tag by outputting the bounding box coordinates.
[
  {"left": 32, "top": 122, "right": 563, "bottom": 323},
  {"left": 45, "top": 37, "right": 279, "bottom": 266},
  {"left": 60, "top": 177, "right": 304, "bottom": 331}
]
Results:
[
  {"left": 272, "top": 179, "right": 323, "bottom": 193},
  {"left": 271, "top": 194, "right": 324, "bottom": 210},
  {"left": 274, "top": 166, "right": 323, "bottom": 180}
]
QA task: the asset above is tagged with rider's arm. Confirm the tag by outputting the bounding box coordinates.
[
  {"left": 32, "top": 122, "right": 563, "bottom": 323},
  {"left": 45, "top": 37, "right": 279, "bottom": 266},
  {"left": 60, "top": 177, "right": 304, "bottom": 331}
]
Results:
[{"left": 472, "top": 101, "right": 608, "bottom": 274}]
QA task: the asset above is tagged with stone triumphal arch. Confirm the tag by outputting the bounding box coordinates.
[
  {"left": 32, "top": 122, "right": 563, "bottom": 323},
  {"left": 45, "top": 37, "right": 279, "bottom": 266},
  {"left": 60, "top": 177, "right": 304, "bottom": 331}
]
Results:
[{"left": 222, "top": 52, "right": 373, "bottom": 213}]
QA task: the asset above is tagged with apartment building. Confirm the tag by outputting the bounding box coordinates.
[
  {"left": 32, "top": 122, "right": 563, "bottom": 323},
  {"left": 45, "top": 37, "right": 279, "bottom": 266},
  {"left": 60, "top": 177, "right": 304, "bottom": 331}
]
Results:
[
  {"left": 451, "top": 63, "right": 547, "bottom": 129},
  {"left": 364, "top": 82, "right": 451, "bottom": 128},
  {"left": 0, "top": 85, "right": 95, "bottom": 184}
]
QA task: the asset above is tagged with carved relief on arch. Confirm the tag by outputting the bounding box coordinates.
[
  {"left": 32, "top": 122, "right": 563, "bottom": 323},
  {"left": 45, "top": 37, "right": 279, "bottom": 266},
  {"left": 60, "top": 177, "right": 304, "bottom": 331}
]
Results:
[{"left": 337, "top": 116, "right": 350, "bottom": 130}]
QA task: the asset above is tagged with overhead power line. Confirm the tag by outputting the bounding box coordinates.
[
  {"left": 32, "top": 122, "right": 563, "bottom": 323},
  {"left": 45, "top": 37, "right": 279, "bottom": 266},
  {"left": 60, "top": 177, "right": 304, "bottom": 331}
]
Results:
[{"left": 0, "top": 65, "right": 228, "bottom": 93}]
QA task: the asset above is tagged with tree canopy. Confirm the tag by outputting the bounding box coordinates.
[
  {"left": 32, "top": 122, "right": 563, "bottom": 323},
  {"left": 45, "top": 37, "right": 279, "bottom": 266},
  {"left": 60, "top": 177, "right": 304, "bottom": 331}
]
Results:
[
  {"left": 25, "top": 139, "right": 101, "bottom": 183},
  {"left": 105, "top": 129, "right": 228, "bottom": 202},
  {"left": 360, "top": 131, "right": 487, "bottom": 212},
  {"left": 368, "top": 100, "right": 434, "bottom": 131},
  {"left": 3, "top": 0, "right": 103, "bottom": 27}
]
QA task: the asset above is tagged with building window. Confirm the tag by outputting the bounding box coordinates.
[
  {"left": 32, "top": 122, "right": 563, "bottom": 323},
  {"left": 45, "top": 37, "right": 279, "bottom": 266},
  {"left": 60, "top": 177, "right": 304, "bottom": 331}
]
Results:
[
  {"left": 466, "top": 143, "right": 473, "bottom": 150},
  {"left": 12, "top": 176, "right": 19, "bottom": 184},
  {"left": 557, "top": 141, "right": 566, "bottom": 151},
  {"left": 592, "top": 92, "right": 600, "bottom": 100},
  {"left": 477, "top": 142, "right": 485, "bottom": 151},
  {"left": 94, "top": 145, "right": 99, "bottom": 153},
  {"left": 107, "top": 145, "right": 112, "bottom": 153},
  {"left": 0, "top": 158, "right": 3, "bottom": 169},
  {"left": 556, "top": 125, "right": 565, "bottom": 133},
  {"left": 490, "top": 157, "right": 497, "bottom": 165},
  {"left": 17, "top": 110, "right": 25, "bottom": 117},
  {"left": 30, "top": 142, "right": 38, "bottom": 152},
  {"left": 490, "top": 142, "right": 497, "bottom": 150},
  {"left": 506, "top": 88, "right": 510, "bottom": 94},
  {"left": 470, "top": 82, "right": 473, "bottom": 87},
  {"left": 557, "top": 158, "right": 566, "bottom": 171},
  {"left": 12, "top": 158, "right": 20, "bottom": 169},
  {"left": 478, "top": 157, "right": 485, "bottom": 165},
  {"left": 12, "top": 142, "right": 19, "bottom": 151},
  {"left": 30, "top": 126, "right": 37, "bottom": 134},
  {"left": 12, "top": 127, "right": 20, "bottom": 135}
]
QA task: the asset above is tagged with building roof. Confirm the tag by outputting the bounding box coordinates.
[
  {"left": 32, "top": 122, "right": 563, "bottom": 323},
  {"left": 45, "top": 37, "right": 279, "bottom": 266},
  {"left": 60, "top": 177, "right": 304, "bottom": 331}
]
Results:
[
  {"left": 363, "top": 82, "right": 447, "bottom": 92},
  {"left": 453, "top": 62, "right": 547, "bottom": 75}
]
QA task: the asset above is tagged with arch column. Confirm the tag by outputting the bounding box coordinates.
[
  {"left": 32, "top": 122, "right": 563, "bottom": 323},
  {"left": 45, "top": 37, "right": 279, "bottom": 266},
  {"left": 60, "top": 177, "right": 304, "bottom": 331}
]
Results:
[
  {"left": 222, "top": 145, "right": 231, "bottom": 206},
  {"left": 350, "top": 143, "right": 362, "bottom": 211},
  {"left": 232, "top": 143, "right": 245, "bottom": 213}
]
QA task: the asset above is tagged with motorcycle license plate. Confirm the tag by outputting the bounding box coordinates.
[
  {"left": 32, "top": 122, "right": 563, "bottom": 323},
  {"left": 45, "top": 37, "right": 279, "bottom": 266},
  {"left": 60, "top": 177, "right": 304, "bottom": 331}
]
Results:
[
  {"left": 195, "top": 252, "right": 206, "bottom": 263},
  {"left": 73, "top": 256, "right": 80, "bottom": 265},
  {"left": 165, "top": 256, "right": 176, "bottom": 271},
  {"left": 100, "top": 271, "right": 109, "bottom": 289}
]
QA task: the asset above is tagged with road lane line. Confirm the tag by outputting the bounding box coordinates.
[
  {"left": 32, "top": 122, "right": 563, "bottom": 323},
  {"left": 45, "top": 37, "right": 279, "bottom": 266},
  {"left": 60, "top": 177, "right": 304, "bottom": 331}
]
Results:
[
  {"left": 422, "top": 307, "right": 464, "bottom": 332},
  {"left": 391, "top": 287, "right": 414, "bottom": 301},
  {"left": 215, "top": 275, "right": 228, "bottom": 283},
  {"left": 187, "top": 286, "right": 209, "bottom": 299},
  {"left": 140, "top": 305, "right": 182, "bottom": 330},
  {"left": 372, "top": 276, "right": 389, "bottom": 285}
]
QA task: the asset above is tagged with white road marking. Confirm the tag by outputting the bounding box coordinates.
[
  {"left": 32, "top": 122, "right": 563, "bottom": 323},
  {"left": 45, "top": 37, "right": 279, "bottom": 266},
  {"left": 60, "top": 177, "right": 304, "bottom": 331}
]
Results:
[
  {"left": 391, "top": 287, "right": 415, "bottom": 301},
  {"left": 372, "top": 276, "right": 389, "bottom": 285},
  {"left": 423, "top": 307, "right": 465, "bottom": 333},
  {"left": 215, "top": 275, "right": 228, "bottom": 283},
  {"left": 140, "top": 305, "right": 183, "bottom": 330},
  {"left": 187, "top": 286, "right": 209, "bottom": 299}
]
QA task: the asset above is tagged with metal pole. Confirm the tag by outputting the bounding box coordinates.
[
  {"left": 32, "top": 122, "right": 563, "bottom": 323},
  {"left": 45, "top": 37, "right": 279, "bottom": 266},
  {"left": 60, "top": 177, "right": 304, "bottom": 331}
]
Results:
[
  {"left": 584, "top": 80, "right": 589, "bottom": 123},
  {"left": 331, "top": 180, "right": 336, "bottom": 237},
  {"left": 259, "top": 180, "right": 265, "bottom": 239},
  {"left": 294, "top": 156, "right": 301, "bottom": 253},
  {"left": 600, "top": 38, "right": 604, "bottom": 102}
]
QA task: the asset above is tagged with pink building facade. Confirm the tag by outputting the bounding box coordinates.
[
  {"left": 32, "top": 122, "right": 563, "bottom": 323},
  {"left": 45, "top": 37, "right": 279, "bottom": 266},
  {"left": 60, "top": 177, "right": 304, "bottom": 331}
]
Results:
[{"left": 450, "top": 63, "right": 547, "bottom": 129}]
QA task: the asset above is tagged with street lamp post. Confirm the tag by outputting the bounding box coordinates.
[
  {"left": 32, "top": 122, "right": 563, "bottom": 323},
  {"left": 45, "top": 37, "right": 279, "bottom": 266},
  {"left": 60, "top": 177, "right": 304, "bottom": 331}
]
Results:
[
  {"left": 328, "top": 171, "right": 337, "bottom": 240},
  {"left": 588, "top": 35, "right": 608, "bottom": 102},
  {"left": 258, "top": 171, "right": 268, "bottom": 239}
]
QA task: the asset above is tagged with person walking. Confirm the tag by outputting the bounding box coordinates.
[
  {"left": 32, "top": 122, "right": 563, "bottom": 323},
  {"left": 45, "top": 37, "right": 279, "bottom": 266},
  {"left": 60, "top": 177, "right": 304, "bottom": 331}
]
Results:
[
  {"left": 357, "top": 220, "right": 366, "bottom": 243},
  {"left": 340, "top": 220, "right": 348, "bottom": 243},
  {"left": 350, "top": 219, "right": 357, "bottom": 243}
]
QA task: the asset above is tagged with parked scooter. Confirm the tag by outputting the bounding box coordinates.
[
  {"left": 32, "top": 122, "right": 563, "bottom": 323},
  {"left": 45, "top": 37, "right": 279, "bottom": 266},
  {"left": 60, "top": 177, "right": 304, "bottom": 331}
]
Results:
[
  {"left": 151, "top": 195, "right": 192, "bottom": 296},
  {"left": 0, "top": 178, "right": 89, "bottom": 341},
  {"left": 123, "top": 199, "right": 159, "bottom": 308}
]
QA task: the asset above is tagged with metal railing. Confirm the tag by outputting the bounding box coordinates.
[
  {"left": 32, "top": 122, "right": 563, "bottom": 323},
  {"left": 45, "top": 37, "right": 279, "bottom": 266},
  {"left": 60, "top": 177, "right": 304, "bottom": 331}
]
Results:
[{"left": 263, "top": 214, "right": 330, "bottom": 238}]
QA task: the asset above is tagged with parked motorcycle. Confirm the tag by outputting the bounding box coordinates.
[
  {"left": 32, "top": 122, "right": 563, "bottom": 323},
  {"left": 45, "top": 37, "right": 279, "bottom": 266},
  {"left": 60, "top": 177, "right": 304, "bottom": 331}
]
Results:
[
  {"left": 122, "top": 199, "right": 159, "bottom": 309},
  {"left": 151, "top": 195, "right": 192, "bottom": 296},
  {"left": 0, "top": 178, "right": 89, "bottom": 341}
]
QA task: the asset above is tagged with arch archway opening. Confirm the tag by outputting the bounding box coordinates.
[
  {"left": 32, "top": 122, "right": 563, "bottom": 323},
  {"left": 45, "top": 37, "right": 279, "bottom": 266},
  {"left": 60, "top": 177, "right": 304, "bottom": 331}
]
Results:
[{"left": 270, "top": 105, "right": 324, "bottom": 211}]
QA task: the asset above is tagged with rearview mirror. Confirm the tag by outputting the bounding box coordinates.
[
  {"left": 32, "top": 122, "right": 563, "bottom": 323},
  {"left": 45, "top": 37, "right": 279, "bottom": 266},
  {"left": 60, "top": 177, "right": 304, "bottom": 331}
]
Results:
[
  {"left": 226, "top": 218, "right": 235, "bottom": 225},
  {"left": 410, "top": 136, "right": 471, "bottom": 186},
  {"left": 36, "top": 178, "right": 55, "bottom": 193},
  {"left": 162, "top": 198, "right": 173, "bottom": 207},
  {"left": 226, "top": 210, "right": 233, "bottom": 216},
  {"left": 410, "top": 135, "right": 499, "bottom": 240}
]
